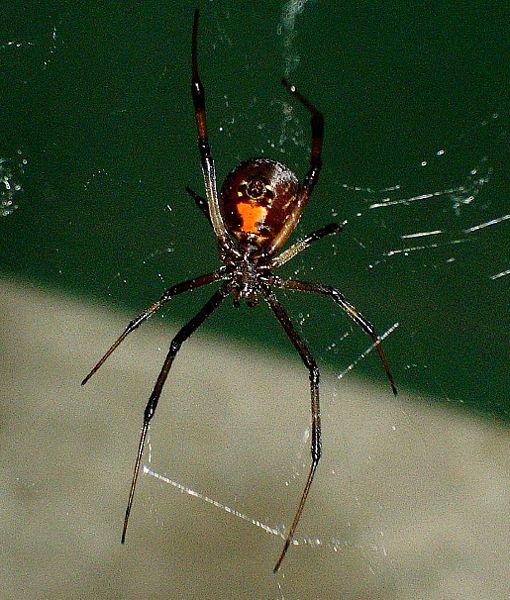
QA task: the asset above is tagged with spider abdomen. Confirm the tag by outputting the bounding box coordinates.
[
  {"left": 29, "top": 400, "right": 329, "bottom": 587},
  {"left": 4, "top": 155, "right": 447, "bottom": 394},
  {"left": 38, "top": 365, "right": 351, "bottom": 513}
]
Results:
[{"left": 220, "top": 158, "right": 299, "bottom": 248}]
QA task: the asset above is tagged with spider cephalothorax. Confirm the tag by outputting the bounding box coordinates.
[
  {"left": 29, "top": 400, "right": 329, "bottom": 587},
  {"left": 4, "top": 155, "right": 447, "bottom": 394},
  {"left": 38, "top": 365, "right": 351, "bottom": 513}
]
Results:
[{"left": 82, "top": 9, "right": 397, "bottom": 573}]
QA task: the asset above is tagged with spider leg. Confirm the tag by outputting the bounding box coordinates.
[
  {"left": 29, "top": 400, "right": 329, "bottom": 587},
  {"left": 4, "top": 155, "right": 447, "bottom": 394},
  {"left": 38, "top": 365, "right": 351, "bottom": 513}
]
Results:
[
  {"left": 185, "top": 186, "right": 211, "bottom": 225},
  {"left": 191, "top": 9, "right": 229, "bottom": 245},
  {"left": 282, "top": 79, "right": 323, "bottom": 198},
  {"left": 122, "top": 282, "right": 231, "bottom": 544},
  {"left": 271, "top": 222, "right": 343, "bottom": 269},
  {"left": 279, "top": 279, "right": 397, "bottom": 395},
  {"left": 81, "top": 271, "right": 222, "bottom": 386},
  {"left": 268, "top": 81, "right": 324, "bottom": 255},
  {"left": 265, "top": 293, "right": 321, "bottom": 573}
]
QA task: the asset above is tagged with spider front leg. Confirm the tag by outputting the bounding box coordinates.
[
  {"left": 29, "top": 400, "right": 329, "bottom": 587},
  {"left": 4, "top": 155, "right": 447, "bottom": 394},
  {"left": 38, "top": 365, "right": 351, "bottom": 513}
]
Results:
[
  {"left": 282, "top": 78, "right": 323, "bottom": 198},
  {"left": 265, "top": 293, "right": 321, "bottom": 573},
  {"left": 122, "top": 283, "right": 231, "bottom": 543},
  {"left": 191, "top": 9, "right": 229, "bottom": 245},
  {"left": 268, "top": 80, "right": 324, "bottom": 255},
  {"left": 279, "top": 279, "right": 397, "bottom": 395}
]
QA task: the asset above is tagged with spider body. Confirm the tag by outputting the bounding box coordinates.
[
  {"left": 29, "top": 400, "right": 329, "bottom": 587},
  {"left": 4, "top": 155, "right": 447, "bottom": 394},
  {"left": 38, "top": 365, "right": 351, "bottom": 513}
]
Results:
[
  {"left": 220, "top": 158, "right": 299, "bottom": 249},
  {"left": 218, "top": 157, "right": 301, "bottom": 307},
  {"left": 82, "top": 9, "right": 397, "bottom": 573}
]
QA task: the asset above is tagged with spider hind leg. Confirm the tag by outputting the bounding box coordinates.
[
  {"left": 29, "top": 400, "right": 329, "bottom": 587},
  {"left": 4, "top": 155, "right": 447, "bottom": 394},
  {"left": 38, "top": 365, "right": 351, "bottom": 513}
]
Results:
[{"left": 265, "top": 292, "right": 321, "bottom": 573}]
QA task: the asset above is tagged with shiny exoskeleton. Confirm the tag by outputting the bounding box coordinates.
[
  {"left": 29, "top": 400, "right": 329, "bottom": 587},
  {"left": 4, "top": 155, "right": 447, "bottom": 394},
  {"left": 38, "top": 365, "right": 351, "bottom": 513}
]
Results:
[
  {"left": 219, "top": 158, "right": 301, "bottom": 305},
  {"left": 82, "top": 9, "right": 397, "bottom": 574},
  {"left": 221, "top": 158, "right": 299, "bottom": 248}
]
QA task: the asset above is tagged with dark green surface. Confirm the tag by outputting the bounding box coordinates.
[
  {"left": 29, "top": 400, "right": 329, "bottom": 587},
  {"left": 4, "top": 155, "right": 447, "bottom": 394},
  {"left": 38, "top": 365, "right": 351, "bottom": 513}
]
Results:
[{"left": 1, "top": 1, "right": 509, "bottom": 418}]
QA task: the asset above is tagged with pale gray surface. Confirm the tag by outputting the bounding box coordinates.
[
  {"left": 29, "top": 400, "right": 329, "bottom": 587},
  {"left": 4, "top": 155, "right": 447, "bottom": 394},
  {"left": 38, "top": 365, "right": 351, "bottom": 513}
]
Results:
[{"left": 1, "top": 278, "right": 509, "bottom": 599}]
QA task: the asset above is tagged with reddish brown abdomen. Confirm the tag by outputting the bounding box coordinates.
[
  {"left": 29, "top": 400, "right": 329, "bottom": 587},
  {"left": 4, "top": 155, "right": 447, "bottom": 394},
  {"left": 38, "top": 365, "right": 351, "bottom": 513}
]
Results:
[{"left": 219, "top": 158, "right": 299, "bottom": 248}]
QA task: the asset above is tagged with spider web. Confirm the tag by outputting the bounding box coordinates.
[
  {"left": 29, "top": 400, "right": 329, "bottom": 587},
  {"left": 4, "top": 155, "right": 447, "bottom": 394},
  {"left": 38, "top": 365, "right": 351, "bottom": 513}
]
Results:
[
  {"left": 115, "top": 3, "right": 509, "bottom": 598},
  {"left": 97, "top": 1, "right": 507, "bottom": 595},
  {"left": 142, "top": 2, "right": 510, "bottom": 597},
  {"left": 1, "top": 1, "right": 508, "bottom": 598}
]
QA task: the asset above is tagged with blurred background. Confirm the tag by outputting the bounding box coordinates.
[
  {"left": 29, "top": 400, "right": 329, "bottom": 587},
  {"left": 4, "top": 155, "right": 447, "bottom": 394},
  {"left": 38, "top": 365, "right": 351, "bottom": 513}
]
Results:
[{"left": 1, "top": 1, "right": 509, "bottom": 598}]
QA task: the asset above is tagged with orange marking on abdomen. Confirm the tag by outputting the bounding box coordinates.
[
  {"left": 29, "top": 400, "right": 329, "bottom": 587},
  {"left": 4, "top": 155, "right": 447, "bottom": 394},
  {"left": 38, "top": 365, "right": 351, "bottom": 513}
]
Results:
[{"left": 237, "top": 202, "right": 268, "bottom": 234}]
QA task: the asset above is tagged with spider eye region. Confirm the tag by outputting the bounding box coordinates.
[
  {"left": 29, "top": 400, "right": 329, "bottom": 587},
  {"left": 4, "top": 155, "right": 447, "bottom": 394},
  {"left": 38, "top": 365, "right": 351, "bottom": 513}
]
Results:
[{"left": 220, "top": 158, "right": 299, "bottom": 247}]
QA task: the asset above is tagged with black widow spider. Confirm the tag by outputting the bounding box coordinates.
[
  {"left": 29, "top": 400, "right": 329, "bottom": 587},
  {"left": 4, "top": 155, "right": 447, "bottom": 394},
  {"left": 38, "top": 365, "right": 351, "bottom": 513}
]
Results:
[{"left": 82, "top": 9, "right": 397, "bottom": 573}]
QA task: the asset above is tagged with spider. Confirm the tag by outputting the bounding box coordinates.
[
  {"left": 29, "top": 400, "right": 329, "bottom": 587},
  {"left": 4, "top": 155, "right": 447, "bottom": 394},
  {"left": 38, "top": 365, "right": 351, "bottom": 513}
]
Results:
[{"left": 82, "top": 9, "right": 397, "bottom": 573}]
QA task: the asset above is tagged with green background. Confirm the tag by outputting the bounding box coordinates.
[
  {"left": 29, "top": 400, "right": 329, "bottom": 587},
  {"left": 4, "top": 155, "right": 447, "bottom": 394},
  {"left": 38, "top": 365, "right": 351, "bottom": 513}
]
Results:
[{"left": 1, "top": 1, "right": 509, "bottom": 418}]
